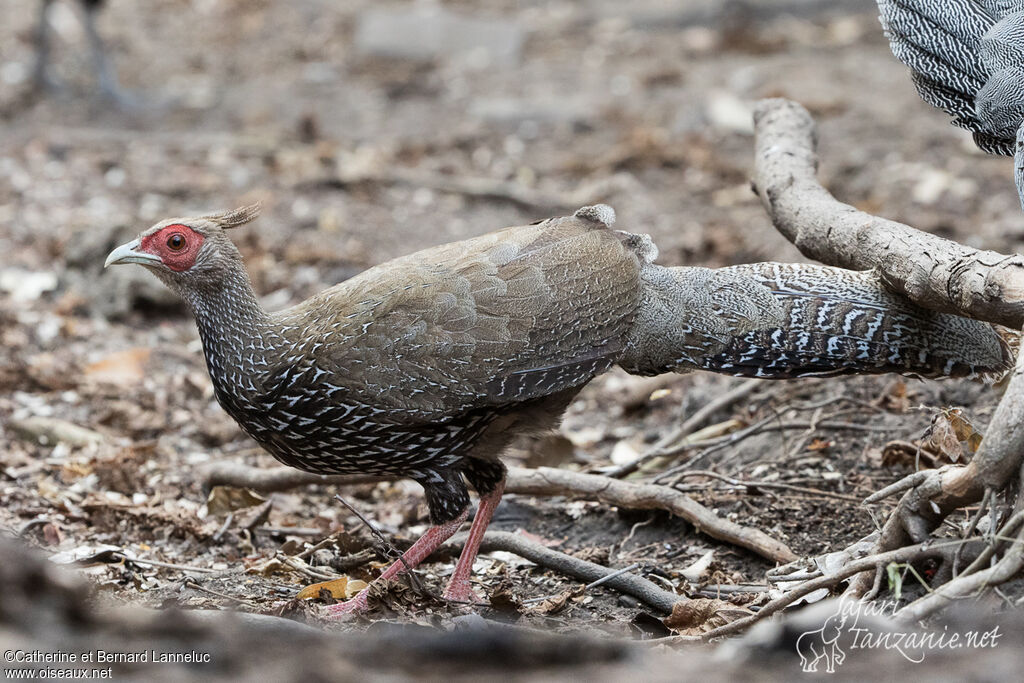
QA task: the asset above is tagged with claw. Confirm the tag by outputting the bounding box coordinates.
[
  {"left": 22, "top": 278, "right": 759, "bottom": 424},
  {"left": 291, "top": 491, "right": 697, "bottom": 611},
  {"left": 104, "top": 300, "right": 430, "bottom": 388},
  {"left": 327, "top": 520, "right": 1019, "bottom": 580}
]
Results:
[{"left": 442, "top": 580, "right": 482, "bottom": 605}]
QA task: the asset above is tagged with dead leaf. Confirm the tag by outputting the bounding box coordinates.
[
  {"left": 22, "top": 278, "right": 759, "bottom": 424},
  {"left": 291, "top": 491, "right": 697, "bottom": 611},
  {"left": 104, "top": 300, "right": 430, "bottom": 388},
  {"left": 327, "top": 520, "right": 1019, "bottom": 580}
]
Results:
[
  {"left": 296, "top": 576, "right": 368, "bottom": 600},
  {"left": 204, "top": 486, "right": 268, "bottom": 516},
  {"left": 926, "top": 415, "right": 962, "bottom": 462},
  {"left": 487, "top": 588, "right": 522, "bottom": 615},
  {"left": 921, "top": 409, "right": 983, "bottom": 464},
  {"left": 662, "top": 598, "right": 753, "bottom": 635},
  {"left": 246, "top": 557, "right": 287, "bottom": 576},
  {"left": 42, "top": 523, "right": 63, "bottom": 546},
  {"left": 879, "top": 379, "right": 909, "bottom": 412},
  {"left": 571, "top": 546, "right": 610, "bottom": 565},
  {"left": 948, "top": 409, "right": 982, "bottom": 452},
  {"left": 967, "top": 432, "right": 983, "bottom": 453},
  {"left": 84, "top": 348, "right": 151, "bottom": 385},
  {"left": 881, "top": 441, "right": 936, "bottom": 469},
  {"left": 525, "top": 586, "right": 585, "bottom": 615}
]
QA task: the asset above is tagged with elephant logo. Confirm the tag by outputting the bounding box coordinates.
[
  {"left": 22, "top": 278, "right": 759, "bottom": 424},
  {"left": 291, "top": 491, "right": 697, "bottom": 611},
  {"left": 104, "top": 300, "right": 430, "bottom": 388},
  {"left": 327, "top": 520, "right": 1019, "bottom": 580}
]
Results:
[{"left": 796, "top": 612, "right": 848, "bottom": 673}]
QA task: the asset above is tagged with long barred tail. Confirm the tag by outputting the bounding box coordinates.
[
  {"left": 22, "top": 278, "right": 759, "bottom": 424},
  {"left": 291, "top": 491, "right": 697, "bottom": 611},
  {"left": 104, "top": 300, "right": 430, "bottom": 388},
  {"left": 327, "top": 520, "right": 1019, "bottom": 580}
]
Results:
[
  {"left": 619, "top": 262, "right": 1015, "bottom": 383},
  {"left": 709, "top": 263, "right": 1014, "bottom": 381}
]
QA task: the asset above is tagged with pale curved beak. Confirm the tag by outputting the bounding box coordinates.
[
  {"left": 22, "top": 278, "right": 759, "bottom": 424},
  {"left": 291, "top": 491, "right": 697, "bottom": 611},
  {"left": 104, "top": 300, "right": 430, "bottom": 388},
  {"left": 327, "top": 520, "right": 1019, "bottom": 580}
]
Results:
[{"left": 104, "top": 239, "right": 161, "bottom": 268}]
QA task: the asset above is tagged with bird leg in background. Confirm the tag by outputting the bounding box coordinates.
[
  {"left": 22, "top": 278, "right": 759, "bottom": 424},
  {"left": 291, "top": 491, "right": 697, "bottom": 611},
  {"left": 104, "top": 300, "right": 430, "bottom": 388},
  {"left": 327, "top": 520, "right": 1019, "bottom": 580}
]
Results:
[
  {"left": 326, "top": 509, "right": 469, "bottom": 617},
  {"left": 442, "top": 483, "right": 505, "bottom": 603},
  {"left": 32, "top": 0, "right": 142, "bottom": 108},
  {"left": 31, "top": 0, "right": 59, "bottom": 92},
  {"left": 80, "top": 0, "right": 137, "bottom": 107}
]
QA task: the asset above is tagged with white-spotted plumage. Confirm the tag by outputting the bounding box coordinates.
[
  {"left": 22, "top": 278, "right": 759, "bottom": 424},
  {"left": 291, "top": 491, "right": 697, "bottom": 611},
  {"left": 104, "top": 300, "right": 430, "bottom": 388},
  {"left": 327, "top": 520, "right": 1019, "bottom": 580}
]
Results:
[{"left": 118, "top": 205, "right": 1014, "bottom": 526}]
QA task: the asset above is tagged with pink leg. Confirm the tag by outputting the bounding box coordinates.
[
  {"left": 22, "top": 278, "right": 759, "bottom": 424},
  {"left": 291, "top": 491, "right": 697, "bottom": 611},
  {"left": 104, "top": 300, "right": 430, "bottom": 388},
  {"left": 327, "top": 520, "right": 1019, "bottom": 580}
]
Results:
[
  {"left": 442, "top": 482, "right": 504, "bottom": 603},
  {"left": 325, "top": 508, "right": 468, "bottom": 617}
]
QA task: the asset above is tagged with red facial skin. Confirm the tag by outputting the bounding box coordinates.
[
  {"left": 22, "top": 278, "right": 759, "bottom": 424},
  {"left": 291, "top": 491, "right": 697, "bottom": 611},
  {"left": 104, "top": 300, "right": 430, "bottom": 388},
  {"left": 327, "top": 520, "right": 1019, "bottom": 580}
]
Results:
[{"left": 140, "top": 225, "right": 205, "bottom": 272}]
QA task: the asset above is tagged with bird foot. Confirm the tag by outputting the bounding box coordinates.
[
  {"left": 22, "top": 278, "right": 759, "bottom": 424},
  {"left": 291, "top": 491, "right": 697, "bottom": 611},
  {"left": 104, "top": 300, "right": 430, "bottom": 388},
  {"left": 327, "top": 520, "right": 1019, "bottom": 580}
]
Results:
[
  {"left": 442, "top": 580, "right": 482, "bottom": 606},
  {"left": 323, "top": 592, "right": 370, "bottom": 619}
]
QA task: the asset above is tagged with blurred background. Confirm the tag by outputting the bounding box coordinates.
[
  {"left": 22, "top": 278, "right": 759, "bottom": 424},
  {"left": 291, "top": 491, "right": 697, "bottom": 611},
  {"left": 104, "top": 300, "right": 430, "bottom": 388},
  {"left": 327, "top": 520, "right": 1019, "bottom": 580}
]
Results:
[
  {"left": 3, "top": 0, "right": 1020, "bottom": 306},
  {"left": 0, "top": 0, "right": 1022, "bottom": 661}
]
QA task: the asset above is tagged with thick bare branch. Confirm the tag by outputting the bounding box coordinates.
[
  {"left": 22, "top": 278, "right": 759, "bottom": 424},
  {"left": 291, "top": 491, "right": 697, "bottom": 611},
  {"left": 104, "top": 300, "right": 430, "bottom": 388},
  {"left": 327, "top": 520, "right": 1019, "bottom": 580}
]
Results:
[
  {"left": 974, "top": 351, "right": 1024, "bottom": 488},
  {"left": 199, "top": 462, "right": 796, "bottom": 564},
  {"left": 752, "top": 97, "right": 1024, "bottom": 328},
  {"left": 507, "top": 467, "right": 797, "bottom": 564}
]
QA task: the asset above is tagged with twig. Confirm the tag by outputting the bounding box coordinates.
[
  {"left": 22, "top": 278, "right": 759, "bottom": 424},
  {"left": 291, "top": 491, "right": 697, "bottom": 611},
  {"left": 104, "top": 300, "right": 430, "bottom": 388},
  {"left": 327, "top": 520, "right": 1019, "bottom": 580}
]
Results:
[
  {"left": 521, "top": 562, "right": 643, "bottom": 604},
  {"left": 334, "top": 494, "right": 418, "bottom": 590},
  {"left": 896, "top": 525, "right": 1024, "bottom": 623},
  {"left": 212, "top": 512, "right": 234, "bottom": 543},
  {"left": 255, "top": 527, "right": 328, "bottom": 537},
  {"left": 276, "top": 553, "right": 339, "bottom": 581},
  {"left": 184, "top": 579, "right": 253, "bottom": 605},
  {"left": 952, "top": 489, "right": 992, "bottom": 577},
  {"left": 697, "top": 584, "right": 768, "bottom": 597},
  {"left": 958, "top": 509, "right": 1024, "bottom": 577},
  {"left": 606, "top": 378, "right": 762, "bottom": 478},
  {"left": 691, "top": 539, "right": 970, "bottom": 641},
  {"left": 656, "top": 418, "right": 889, "bottom": 479},
  {"left": 200, "top": 463, "right": 797, "bottom": 563},
  {"left": 863, "top": 471, "right": 932, "bottom": 504},
  {"left": 324, "top": 167, "right": 634, "bottom": 213},
  {"left": 669, "top": 470, "right": 862, "bottom": 503},
  {"left": 110, "top": 552, "right": 220, "bottom": 574},
  {"left": 447, "top": 531, "right": 681, "bottom": 614}
]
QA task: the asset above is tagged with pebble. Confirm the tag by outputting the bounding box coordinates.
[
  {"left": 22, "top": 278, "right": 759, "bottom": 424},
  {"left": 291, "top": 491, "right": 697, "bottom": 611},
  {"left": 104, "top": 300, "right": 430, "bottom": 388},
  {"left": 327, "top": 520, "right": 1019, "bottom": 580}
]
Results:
[
  {"left": 355, "top": 7, "right": 524, "bottom": 67},
  {"left": 0, "top": 268, "right": 58, "bottom": 302}
]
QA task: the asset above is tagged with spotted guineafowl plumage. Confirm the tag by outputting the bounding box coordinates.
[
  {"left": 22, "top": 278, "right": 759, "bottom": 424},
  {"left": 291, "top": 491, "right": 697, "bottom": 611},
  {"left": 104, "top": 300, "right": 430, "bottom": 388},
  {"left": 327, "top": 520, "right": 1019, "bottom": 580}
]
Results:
[
  {"left": 878, "top": 0, "right": 1024, "bottom": 205},
  {"left": 105, "top": 204, "right": 1014, "bottom": 614}
]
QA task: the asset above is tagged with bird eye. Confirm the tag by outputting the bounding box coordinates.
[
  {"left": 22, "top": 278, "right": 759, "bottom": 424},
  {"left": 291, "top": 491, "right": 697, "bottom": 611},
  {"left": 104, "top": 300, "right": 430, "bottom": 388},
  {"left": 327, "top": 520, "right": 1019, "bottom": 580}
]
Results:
[{"left": 166, "top": 233, "right": 186, "bottom": 251}]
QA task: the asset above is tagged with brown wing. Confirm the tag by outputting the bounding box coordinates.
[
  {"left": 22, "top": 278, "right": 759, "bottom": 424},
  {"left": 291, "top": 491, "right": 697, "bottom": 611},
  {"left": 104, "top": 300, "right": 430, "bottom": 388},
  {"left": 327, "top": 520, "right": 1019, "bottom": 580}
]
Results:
[{"left": 273, "top": 215, "right": 642, "bottom": 421}]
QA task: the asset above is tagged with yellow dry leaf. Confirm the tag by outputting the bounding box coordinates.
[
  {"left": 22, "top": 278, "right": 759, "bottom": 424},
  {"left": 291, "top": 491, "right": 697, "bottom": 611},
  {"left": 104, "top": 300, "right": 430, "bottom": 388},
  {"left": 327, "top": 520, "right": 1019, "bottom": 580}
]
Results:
[
  {"left": 967, "top": 432, "right": 984, "bottom": 453},
  {"left": 948, "top": 409, "right": 981, "bottom": 445},
  {"left": 296, "top": 577, "right": 369, "bottom": 600},
  {"left": 84, "top": 348, "right": 152, "bottom": 385}
]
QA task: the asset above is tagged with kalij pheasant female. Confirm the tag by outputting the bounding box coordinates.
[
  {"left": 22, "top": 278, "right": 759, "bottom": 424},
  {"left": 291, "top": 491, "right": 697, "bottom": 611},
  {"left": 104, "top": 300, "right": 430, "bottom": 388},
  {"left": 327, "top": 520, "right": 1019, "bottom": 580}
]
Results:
[{"left": 105, "top": 203, "right": 1013, "bottom": 614}]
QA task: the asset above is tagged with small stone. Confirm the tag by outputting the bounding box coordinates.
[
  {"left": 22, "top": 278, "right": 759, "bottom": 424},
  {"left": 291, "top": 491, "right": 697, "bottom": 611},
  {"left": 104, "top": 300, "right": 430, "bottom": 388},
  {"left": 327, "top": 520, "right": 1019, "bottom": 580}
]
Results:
[
  {"left": 355, "top": 7, "right": 524, "bottom": 66},
  {"left": 0, "top": 269, "right": 58, "bottom": 302},
  {"left": 705, "top": 91, "right": 754, "bottom": 135}
]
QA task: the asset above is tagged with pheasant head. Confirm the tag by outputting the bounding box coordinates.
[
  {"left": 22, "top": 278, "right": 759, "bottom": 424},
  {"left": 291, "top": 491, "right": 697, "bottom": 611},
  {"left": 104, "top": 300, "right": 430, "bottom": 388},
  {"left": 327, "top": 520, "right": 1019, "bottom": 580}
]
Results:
[{"left": 104, "top": 203, "right": 261, "bottom": 295}]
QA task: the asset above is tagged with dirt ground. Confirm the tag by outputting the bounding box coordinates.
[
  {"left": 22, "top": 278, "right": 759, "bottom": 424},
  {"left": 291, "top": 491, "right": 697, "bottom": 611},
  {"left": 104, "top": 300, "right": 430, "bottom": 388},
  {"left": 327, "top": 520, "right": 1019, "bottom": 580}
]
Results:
[{"left": 1, "top": 0, "right": 1022, "bottom": 679}]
